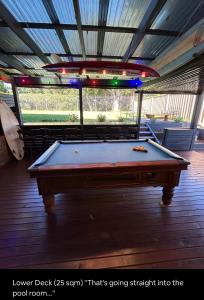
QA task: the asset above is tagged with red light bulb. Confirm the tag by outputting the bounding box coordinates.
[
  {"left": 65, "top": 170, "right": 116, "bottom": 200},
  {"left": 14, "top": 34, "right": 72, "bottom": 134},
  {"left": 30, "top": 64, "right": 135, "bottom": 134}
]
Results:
[{"left": 141, "top": 72, "right": 147, "bottom": 78}]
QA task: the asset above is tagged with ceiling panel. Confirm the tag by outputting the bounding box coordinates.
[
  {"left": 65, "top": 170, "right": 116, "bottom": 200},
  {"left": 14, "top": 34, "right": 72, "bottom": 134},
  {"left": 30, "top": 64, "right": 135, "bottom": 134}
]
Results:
[
  {"left": 103, "top": 32, "right": 133, "bottom": 56},
  {"left": 107, "top": 0, "right": 151, "bottom": 27},
  {"left": 63, "top": 30, "right": 81, "bottom": 54},
  {"left": 133, "top": 35, "right": 175, "bottom": 58},
  {"left": 0, "top": 60, "right": 8, "bottom": 67},
  {"left": 4, "top": 68, "right": 22, "bottom": 74},
  {"left": 25, "top": 29, "right": 65, "bottom": 53},
  {"left": 1, "top": 0, "right": 51, "bottom": 23},
  {"left": 151, "top": 0, "right": 204, "bottom": 32},
  {"left": 14, "top": 55, "right": 45, "bottom": 69},
  {"left": 52, "top": 0, "right": 76, "bottom": 24},
  {"left": 83, "top": 31, "right": 97, "bottom": 55},
  {"left": 79, "top": 0, "right": 99, "bottom": 25},
  {"left": 0, "top": 27, "right": 32, "bottom": 52}
]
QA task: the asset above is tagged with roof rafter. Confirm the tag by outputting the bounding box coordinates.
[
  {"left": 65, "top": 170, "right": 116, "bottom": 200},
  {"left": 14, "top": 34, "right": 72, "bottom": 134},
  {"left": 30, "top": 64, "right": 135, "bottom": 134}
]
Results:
[
  {"left": 97, "top": 0, "right": 110, "bottom": 58},
  {"left": 0, "top": 49, "right": 31, "bottom": 75},
  {"left": 5, "top": 51, "right": 154, "bottom": 61},
  {"left": 123, "top": 0, "right": 167, "bottom": 62},
  {"left": 73, "top": 0, "right": 86, "bottom": 59},
  {"left": 0, "top": 21, "right": 180, "bottom": 37},
  {"left": 0, "top": 1, "right": 51, "bottom": 67},
  {"left": 42, "top": 0, "right": 73, "bottom": 61}
]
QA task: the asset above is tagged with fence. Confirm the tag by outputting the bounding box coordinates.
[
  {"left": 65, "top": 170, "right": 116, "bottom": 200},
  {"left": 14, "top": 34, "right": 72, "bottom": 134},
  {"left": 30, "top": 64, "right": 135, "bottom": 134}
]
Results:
[
  {"left": 198, "top": 93, "right": 204, "bottom": 127},
  {"left": 2, "top": 90, "right": 204, "bottom": 127},
  {"left": 142, "top": 94, "right": 197, "bottom": 122}
]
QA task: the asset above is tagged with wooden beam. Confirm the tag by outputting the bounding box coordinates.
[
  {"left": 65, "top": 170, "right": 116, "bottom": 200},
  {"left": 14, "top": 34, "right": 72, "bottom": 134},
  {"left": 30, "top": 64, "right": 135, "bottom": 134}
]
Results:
[
  {"left": 0, "top": 21, "right": 180, "bottom": 36},
  {"left": 123, "top": 0, "right": 167, "bottom": 61},
  {"left": 190, "top": 90, "right": 204, "bottom": 149},
  {"left": 4, "top": 52, "right": 154, "bottom": 61},
  {"left": 97, "top": 0, "right": 110, "bottom": 57},
  {"left": 42, "top": 0, "right": 73, "bottom": 61},
  {"left": 136, "top": 91, "right": 143, "bottom": 138},
  {"left": 79, "top": 85, "right": 83, "bottom": 126},
  {"left": 190, "top": 91, "right": 204, "bottom": 129},
  {"left": 73, "top": 0, "right": 86, "bottom": 59}
]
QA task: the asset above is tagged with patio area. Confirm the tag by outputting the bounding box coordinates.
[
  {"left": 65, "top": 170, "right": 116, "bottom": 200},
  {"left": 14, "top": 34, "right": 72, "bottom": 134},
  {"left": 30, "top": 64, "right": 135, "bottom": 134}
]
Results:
[{"left": 0, "top": 150, "right": 204, "bottom": 269}]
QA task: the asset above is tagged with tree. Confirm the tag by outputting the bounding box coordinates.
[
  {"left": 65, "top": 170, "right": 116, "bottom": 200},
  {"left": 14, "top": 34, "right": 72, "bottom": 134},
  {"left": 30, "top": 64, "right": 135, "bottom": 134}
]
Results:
[{"left": 0, "top": 81, "right": 8, "bottom": 93}]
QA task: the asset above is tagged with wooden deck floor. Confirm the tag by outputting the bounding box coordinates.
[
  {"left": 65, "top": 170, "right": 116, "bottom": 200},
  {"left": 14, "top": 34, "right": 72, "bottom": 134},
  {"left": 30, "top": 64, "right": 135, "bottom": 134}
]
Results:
[{"left": 0, "top": 151, "right": 204, "bottom": 269}]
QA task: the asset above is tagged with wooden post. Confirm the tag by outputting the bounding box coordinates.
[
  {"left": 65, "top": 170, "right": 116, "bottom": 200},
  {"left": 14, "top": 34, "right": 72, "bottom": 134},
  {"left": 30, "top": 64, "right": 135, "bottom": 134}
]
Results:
[
  {"left": 79, "top": 85, "right": 84, "bottom": 139},
  {"left": 190, "top": 90, "right": 204, "bottom": 149},
  {"left": 11, "top": 80, "right": 23, "bottom": 125},
  {"left": 136, "top": 91, "right": 143, "bottom": 139},
  {"left": 150, "top": 96, "right": 153, "bottom": 114}
]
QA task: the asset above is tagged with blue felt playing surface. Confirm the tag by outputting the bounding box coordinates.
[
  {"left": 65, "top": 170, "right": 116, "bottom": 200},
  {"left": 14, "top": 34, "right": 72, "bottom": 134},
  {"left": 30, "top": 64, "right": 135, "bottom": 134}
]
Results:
[{"left": 41, "top": 141, "right": 177, "bottom": 166}]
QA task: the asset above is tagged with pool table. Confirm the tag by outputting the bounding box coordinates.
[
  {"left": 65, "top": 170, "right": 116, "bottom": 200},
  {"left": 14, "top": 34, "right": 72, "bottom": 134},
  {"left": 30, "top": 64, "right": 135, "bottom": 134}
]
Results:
[{"left": 28, "top": 139, "right": 190, "bottom": 214}]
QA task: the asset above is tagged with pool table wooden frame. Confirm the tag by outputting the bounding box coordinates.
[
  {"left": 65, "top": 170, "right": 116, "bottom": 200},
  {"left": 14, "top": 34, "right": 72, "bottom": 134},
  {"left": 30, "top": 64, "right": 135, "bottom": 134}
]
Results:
[{"left": 28, "top": 140, "right": 190, "bottom": 214}]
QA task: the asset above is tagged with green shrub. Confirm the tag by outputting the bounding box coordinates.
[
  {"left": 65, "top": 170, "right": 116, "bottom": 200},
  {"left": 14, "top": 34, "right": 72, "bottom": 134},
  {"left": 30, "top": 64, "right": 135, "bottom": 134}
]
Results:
[
  {"left": 174, "top": 116, "right": 183, "bottom": 123},
  {"left": 67, "top": 113, "right": 79, "bottom": 122},
  {"left": 97, "top": 114, "right": 106, "bottom": 122},
  {"left": 118, "top": 116, "right": 125, "bottom": 122}
]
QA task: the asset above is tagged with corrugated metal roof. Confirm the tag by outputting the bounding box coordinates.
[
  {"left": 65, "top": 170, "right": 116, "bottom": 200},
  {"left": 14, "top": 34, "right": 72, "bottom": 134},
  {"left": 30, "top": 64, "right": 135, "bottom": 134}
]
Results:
[
  {"left": 25, "top": 29, "right": 65, "bottom": 53},
  {"left": 1, "top": 0, "right": 51, "bottom": 23},
  {"left": 103, "top": 32, "right": 133, "bottom": 56},
  {"left": 4, "top": 68, "right": 22, "bottom": 74},
  {"left": 0, "top": 0, "right": 203, "bottom": 86},
  {"left": 59, "top": 57, "right": 69, "bottom": 62},
  {"left": 107, "top": 0, "right": 151, "bottom": 27},
  {"left": 83, "top": 31, "right": 97, "bottom": 55},
  {"left": 14, "top": 55, "right": 45, "bottom": 69},
  {"left": 73, "top": 57, "right": 98, "bottom": 61},
  {"left": 63, "top": 30, "right": 81, "bottom": 54},
  {"left": 151, "top": 0, "right": 204, "bottom": 32},
  {"left": 133, "top": 35, "right": 175, "bottom": 58},
  {"left": 0, "top": 27, "right": 32, "bottom": 52},
  {"left": 128, "top": 58, "right": 152, "bottom": 66},
  {"left": 101, "top": 58, "right": 121, "bottom": 62},
  {"left": 73, "top": 57, "right": 83, "bottom": 61},
  {"left": 79, "top": 0, "right": 99, "bottom": 25},
  {"left": 142, "top": 63, "right": 204, "bottom": 93},
  {"left": 52, "top": 0, "right": 76, "bottom": 24},
  {"left": 28, "top": 69, "right": 51, "bottom": 76},
  {"left": 0, "top": 60, "right": 8, "bottom": 67}
]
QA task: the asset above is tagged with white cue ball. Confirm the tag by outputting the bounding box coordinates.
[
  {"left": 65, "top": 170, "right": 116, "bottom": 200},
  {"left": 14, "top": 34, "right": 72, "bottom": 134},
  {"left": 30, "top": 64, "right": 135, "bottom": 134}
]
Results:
[{"left": 74, "top": 149, "right": 79, "bottom": 153}]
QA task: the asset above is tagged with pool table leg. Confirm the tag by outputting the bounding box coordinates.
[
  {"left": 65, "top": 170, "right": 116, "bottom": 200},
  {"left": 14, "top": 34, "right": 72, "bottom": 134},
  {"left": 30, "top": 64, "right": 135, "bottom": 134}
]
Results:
[
  {"left": 160, "top": 186, "right": 175, "bottom": 207},
  {"left": 42, "top": 195, "right": 55, "bottom": 214}
]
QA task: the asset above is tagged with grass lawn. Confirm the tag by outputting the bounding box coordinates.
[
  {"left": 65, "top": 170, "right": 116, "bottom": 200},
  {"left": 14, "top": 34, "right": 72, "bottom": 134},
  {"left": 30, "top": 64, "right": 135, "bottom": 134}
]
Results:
[
  {"left": 22, "top": 110, "right": 137, "bottom": 123},
  {"left": 22, "top": 113, "right": 72, "bottom": 123}
]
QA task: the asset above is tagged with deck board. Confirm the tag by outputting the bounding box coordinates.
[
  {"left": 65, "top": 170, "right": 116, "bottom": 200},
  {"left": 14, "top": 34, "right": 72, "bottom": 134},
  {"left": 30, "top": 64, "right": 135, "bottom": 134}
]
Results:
[{"left": 0, "top": 151, "right": 204, "bottom": 269}]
